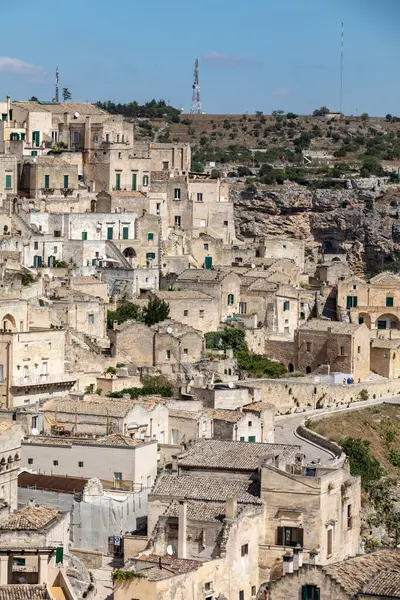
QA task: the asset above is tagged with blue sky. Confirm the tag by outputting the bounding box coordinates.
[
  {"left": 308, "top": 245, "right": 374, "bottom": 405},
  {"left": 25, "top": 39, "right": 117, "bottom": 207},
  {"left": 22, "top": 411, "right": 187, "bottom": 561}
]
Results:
[{"left": 1, "top": 0, "right": 399, "bottom": 115}]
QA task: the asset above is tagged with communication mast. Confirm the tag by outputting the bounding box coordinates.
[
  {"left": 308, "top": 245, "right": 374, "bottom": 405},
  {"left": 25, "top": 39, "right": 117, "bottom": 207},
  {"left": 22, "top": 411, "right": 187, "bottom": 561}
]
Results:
[
  {"left": 55, "top": 66, "right": 60, "bottom": 103},
  {"left": 190, "top": 58, "right": 202, "bottom": 114}
]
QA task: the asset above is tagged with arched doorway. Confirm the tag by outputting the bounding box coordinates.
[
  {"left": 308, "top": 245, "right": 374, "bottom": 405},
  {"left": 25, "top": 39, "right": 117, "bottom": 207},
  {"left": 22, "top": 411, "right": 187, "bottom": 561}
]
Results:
[
  {"left": 288, "top": 363, "right": 294, "bottom": 373},
  {"left": 90, "top": 200, "right": 97, "bottom": 213},
  {"left": 10, "top": 133, "right": 20, "bottom": 141},
  {"left": 306, "top": 366, "right": 312, "bottom": 374},
  {"left": 358, "top": 313, "right": 371, "bottom": 328},
  {"left": 1, "top": 314, "right": 16, "bottom": 332},
  {"left": 375, "top": 314, "right": 400, "bottom": 331},
  {"left": 123, "top": 247, "right": 137, "bottom": 266}
]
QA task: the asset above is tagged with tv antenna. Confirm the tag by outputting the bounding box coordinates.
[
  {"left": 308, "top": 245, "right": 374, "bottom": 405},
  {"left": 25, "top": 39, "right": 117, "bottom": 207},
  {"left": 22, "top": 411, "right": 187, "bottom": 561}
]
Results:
[
  {"left": 191, "top": 58, "right": 202, "bottom": 114},
  {"left": 340, "top": 22, "right": 344, "bottom": 114},
  {"left": 55, "top": 66, "right": 60, "bottom": 103}
]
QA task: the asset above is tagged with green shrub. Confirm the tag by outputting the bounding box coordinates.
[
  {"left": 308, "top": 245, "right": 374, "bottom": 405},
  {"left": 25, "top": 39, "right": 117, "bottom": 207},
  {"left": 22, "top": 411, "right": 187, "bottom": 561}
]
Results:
[
  {"left": 339, "top": 437, "right": 384, "bottom": 489},
  {"left": 236, "top": 351, "right": 287, "bottom": 379},
  {"left": 205, "top": 328, "right": 247, "bottom": 352}
]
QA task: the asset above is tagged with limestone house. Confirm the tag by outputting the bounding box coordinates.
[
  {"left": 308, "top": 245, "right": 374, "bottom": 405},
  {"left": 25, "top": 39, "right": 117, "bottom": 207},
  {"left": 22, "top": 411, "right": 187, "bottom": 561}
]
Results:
[
  {"left": 168, "top": 407, "right": 213, "bottom": 445},
  {"left": 21, "top": 432, "right": 158, "bottom": 489},
  {"left": 192, "top": 384, "right": 261, "bottom": 410},
  {"left": 20, "top": 156, "right": 79, "bottom": 198},
  {"left": 212, "top": 402, "right": 275, "bottom": 443},
  {"left": 0, "top": 156, "right": 17, "bottom": 194},
  {"left": 40, "top": 396, "right": 168, "bottom": 441},
  {"left": 67, "top": 274, "right": 109, "bottom": 302},
  {"left": 295, "top": 319, "right": 371, "bottom": 381},
  {"left": 0, "top": 422, "right": 22, "bottom": 516},
  {"left": 149, "top": 290, "right": 220, "bottom": 333},
  {"left": 0, "top": 298, "right": 76, "bottom": 408},
  {"left": 370, "top": 338, "right": 400, "bottom": 378},
  {"left": 337, "top": 272, "right": 400, "bottom": 333},
  {"left": 265, "top": 548, "right": 400, "bottom": 600},
  {"left": 177, "top": 268, "right": 241, "bottom": 321},
  {"left": 109, "top": 319, "right": 204, "bottom": 373}
]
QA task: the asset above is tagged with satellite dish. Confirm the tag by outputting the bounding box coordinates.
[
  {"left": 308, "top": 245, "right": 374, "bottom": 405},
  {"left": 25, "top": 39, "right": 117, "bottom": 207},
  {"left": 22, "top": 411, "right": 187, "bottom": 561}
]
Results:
[
  {"left": 167, "top": 327, "right": 173, "bottom": 334},
  {"left": 167, "top": 545, "right": 176, "bottom": 556},
  {"left": 251, "top": 264, "right": 256, "bottom": 269},
  {"left": 31, "top": 428, "right": 39, "bottom": 436},
  {"left": 74, "top": 112, "right": 80, "bottom": 119}
]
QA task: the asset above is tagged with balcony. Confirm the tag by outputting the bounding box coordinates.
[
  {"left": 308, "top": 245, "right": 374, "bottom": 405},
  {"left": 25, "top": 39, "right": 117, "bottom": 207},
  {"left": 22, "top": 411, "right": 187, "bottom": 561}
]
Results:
[{"left": 11, "top": 373, "right": 76, "bottom": 389}]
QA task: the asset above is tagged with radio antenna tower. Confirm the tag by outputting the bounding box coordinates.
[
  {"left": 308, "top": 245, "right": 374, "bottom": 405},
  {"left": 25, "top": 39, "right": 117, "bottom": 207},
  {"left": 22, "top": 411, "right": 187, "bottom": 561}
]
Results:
[
  {"left": 191, "top": 58, "right": 202, "bottom": 114},
  {"left": 55, "top": 66, "right": 60, "bottom": 103},
  {"left": 340, "top": 22, "right": 344, "bottom": 114}
]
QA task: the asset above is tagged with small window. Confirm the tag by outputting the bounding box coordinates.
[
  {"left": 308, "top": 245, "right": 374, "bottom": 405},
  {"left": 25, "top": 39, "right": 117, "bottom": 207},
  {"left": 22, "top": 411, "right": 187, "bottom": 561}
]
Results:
[
  {"left": 347, "top": 504, "right": 352, "bottom": 529},
  {"left": 358, "top": 316, "right": 364, "bottom": 324},
  {"left": 13, "top": 558, "right": 26, "bottom": 567},
  {"left": 54, "top": 230, "right": 61, "bottom": 238},
  {"left": 248, "top": 421, "right": 252, "bottom": 427},
  {"left": 204, "top": 243, "right": 209, "bottom": 251},
  {"left": 199, "top": 309, "right": 204, "bottom": 318},
  {"left": 118, "top": 152, "right": 122, "bottom": 159},
  {"left": 24, "top": 344, "right": 28, "bottom": 352},
  {"left": 5, "top": 175, "right": 12, "bottom": 190},
  {"left": 251, "top": 586, "right": 256, "bottom": 597},
  {"left": 93, "top": 135, "right": 99, "bottom": 143},
  {"left": 239, "top": 592, "right": 245, "bottom": 600},
  {"left": 116, "top": 134, "right": 120, "bottom": 143},
  {"left": 227, "top": 293, "right": 234, "bottom": 306},
  {"left": 174, "top": 188, "right": 181, "bottom": 200},
  {"left": 73, "top": 131, "right": 79, "bottom": 144},
  {"left": 106, "top": 133, "right": 110, "bottom": 143},
  {"left": 386, "top": 297, "right": 394, "bottom": 307},
  {"left": 353, "top": 285, "right": 357, "bottom": 290},
  {"left": 146, "top": 252, "right": 156, "bottom": 260},
  {"left": 78, "top": 461, "right": 84, "bottom": 468},
  {"left": 241, "top": 543, "right": 248, "bottom": 557},
  {"left": 162, "top": 161, "right": 169, "bottom": 170},
  {"left": 88, "top": 314, "right": 94, "bottom": 324},
  {"left": 53, "top": 246, "right": 57, "bottom": 254},
  {"left": 184, "top": 310, "right": 189, "bottom": 317},
  {"left": 239, "top": 436, "right": 245, "bottom": 441},
  {"left": 283, "top": 300, "right": 290, "bottom": 311},
  {"left": 239, "top": 302, "right": 247, "bottom": 314},
  {"left": 302, "top": 585, "right": 320, "bottom": 600},
  {"left": 224, "top": 220, "right": 228, "bottom": 226},
  {"left": 346, "top": 295, "right": 358, "bottom": 309},
  {"left": 53, "top": 460, "right": 58, "bottom": 466},
  {"left": 114, "top": 472, "right": 122, "bottom": 481},
  {"left": 306, "top": 342, "right": 312, "bottom": 352},
  {"left": 166, "top": 350, "right": 171, "bottom": 361},
  {"left": 34, "top": 241, "right": 39, "bottom": 250},
  {"left": 340, "top": 346, "right": 345, "bottom": 356},
  {"left": 148, "top": 232, "right": 154, "bottom": 241},
  {"left": 357, "top": 345, "right": 361, "bottom": 354},
  {"left": 205, "top": 582, "right": 212, "bottom": 592},
  {"left": 183, "top": 348, "right": 188, "bottom": 357},
  {"left": 327, "top": 528, "right": 333, "bottom": 556},
  {"left": 174, "top": 216, "right": 181, "bottom": 227},
  {"left": 63, "top": 175, "right": 69, "bottom": 189},
  {"left": 197, "top": 192, "right": 203, "bottom": 202},
  {"left": 28, "top": 458, "right": 33, "bottom": 465},
  {"left": 143, "top": 174, "right": 149, "bottom": 186}
]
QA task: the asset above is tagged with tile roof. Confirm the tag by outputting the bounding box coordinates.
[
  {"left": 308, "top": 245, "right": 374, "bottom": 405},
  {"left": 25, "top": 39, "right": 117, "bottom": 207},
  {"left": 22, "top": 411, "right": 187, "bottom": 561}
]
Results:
[
  {"left": 0, "top": 505, "right": 60, "bottom": 531},
  {"left": 362, "top": 570, "right": 400, "bottom": 597},
  {"left": 178, "top": 439, "right": 299, "bottom": 471},
  {"left": 42, "top": 397, "right": 133, "bottom": 417},
  {"left": 18, "top": 471, "right": 88, "bottom": 494},
  {"left": 371, "top": 339, "right": 400, "bottom": 349},
  {"left": 243, "top": 401, "right": 275, "bottom": 413},
  {"left": 24, "top": 434, "right": 146, "bottom": 448},
  {"left": 168, "top": 409, "right": 206, "bottom": 420},
  {"left": 211, "top": 409, "right": 245, "bottom": 423},
  {"left": 132, "top": 555, "right": 200, "bottom": 581},
  {"left": 164, "top": 499, "right": 235, "bottom": 522},
  {"left": 323, "top": 548, "right": 400, "bottom": 596},
  {"left": 0, "top": 585, "right": 49, "bottom": 600},
  {"left": 152, "top": 473, "right": 262, "bottom": 504},
  {"left": 153, "top": 291, "right": 214, "bottom": 300},
  {"left": 298, "top": 319, "right": 360, "bottom": 334},
  {"left": 177, "top": 269, "right": 235, "bottom": 283}
]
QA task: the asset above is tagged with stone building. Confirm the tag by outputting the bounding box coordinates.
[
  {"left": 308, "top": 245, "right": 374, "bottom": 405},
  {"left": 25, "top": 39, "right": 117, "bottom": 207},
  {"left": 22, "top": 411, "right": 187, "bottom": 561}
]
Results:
[
  {"left": 212, "top": 402, "right": 275, "bottom": 443},
  {"left": 295, "top": 320, "right": 370, "bottom": 380},
  {"left": 265, "top": 548, "right": 400, "bottom": 600},
  {"left": 370, "top": 338, "right": 400, "bottom": 378},
  {"left": 177, "top": 269, "right": 241, "bottom": 322},
  {"left": 337, "top": 272, "right": 400, "bottom": 332},
  {"left": 168, "top": 407, "right": 213, "bottom": 445},
  {"left": 0, "top": 422, "right": 22, "bottom": 516},
  {"left": 149, "top": 290, "right": 220, "bottom": 333},
  {"left": 0, "top": 155, "right": 17, "bottom": 195},
  {"left": 20, "top": 156, "right": 79, "bottom": 198}
]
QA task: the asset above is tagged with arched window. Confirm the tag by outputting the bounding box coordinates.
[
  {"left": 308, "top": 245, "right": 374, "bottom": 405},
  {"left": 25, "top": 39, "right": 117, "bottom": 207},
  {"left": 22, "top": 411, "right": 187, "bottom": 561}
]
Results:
[{"left": 143, "top": 175, "right": 149, "bottom": 187}]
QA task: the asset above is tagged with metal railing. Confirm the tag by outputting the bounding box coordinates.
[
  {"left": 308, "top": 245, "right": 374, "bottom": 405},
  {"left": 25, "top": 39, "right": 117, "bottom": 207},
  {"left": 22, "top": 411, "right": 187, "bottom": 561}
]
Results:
[{"left": 11, "top": 373, "right": 76, "bottom": 386}]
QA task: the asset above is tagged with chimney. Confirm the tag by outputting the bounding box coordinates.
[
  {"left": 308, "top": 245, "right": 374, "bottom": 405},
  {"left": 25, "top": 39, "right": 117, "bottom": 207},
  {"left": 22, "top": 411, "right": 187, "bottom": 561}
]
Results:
[
  {"left": 282, "top": 554, "right": 294, "bottom": 575},
  {"left": 6, "top": 96, "right": 10, "bottom": 123},
  {"left": 63, "top": 112, "right": 70, "bottom": 128},
  {"left": 85, "top": 116, "right": 91, "bottom": 150},
  {"left": 293, "top": 545, "right": 303, "bottom": 570},
  {"left": 225, "top": 497, "right": 237, "bottom": 521},
  {"left": 178, "top": 500, "right": 187, "bottom": 559},
  {"left": 171, "top": 455, "right": 178, "bottom": 472}
]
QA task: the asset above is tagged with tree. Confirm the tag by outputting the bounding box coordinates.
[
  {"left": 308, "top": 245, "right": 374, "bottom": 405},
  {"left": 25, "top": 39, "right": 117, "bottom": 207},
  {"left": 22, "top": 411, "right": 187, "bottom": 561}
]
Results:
[
  {"left": 360, "top": 112, "right": 369, "bottom": 122},
  {"left": 191, "top": 160, "right": 204, "bottom": 173},
  {"left": 62, "top": 88, "right": 72, "bottom": 101},
  {"left": 313, "top": 106, "right": 330, "bottom": 117},
  {"left": 360, "top": 155, "right": 384, "bottom": 178},
  {"left": 210, "top": 169, "right": 221, "bottom": 179},
  {"left": 294, "top": 132, "right": 311, "bottom": 150},
  {"left": 236, "top": 351, "right": 287, "bottom": 378},
  {"left": 142, "top": 297, "right": 170, "bottom": 326},
  {"left": 237, "top": 166, "right": 252, "bottom": 177},
  {"left": 339, "top": 437, "right": 384, "bottom": 490},
  {"left": 286, "top": 112, "right": 298, "bottom": 119},
  {"left": 205, "top": 328, "right": 248, "bottom": 352},
  {"left": 29, "top": 96, "right": 38, "bottom": 102},
  {"left": 107, "top": 301, "right": 142, "bottom": 328},
  {"left": 386, "top": 114, "right": 393, "bottom": 122}
]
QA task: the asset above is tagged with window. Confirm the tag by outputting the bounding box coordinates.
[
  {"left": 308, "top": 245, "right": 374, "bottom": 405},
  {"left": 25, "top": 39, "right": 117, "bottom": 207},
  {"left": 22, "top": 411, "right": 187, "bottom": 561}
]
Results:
[
  {"left": 162, "top": 161, "right": 169, "bottom": 170},
  {"left": 183, "top": 348, "right": 188, "bottom": 357},
  {"left": 116, "top": 134, "right": 120, "bottom": 143},
  {"left": 122, "top": 226, "right": 129, "bottom": 240},
  {"left": 239, "top": 592, "right": 245, "bottom": 600},
  {"left": 166, "top": 350, "right": 171, "bottom": 361},
  {"left": 347, "top": 504, "right": 352, "bottom": 529},
  {"left": 28, "top": 458, "right": 33, "bottom": 465},
  {"left": 283, "top": 300, "right": 290, "bottom": 311},
  {"left": 386, "top": 296, "right": 394, "bottom": 307},
  {"left": 251, "top": 586, "right": 256, "bottom": 597},
  {"left": 115, "top": 173, "right": 121, "bottom": 190},
  {"left": 146, "top": 252, "right": 155, "bottom": 260},
  {"left": 390, "top": 321, "right": 397, "bottom": 330},
  {"left": 227, "top": 294, "right": 234, "bottom": 306},
  {"left": 239, "top": 302, "right": 247, "bottom": 314},
  {"left": 197, "top": 192, "right": 203, "bottom": 202},
  {"left": 357, "top": 345, "right": 361, "bottom": 354},
  {"left": 131, "top": 173, "right": 137, "bottom": 190},
  {"left": 148, "top": 232, "right": 154, "bottom": 241},
  {"left": 114, "top": 472, "right": 122, "bottom": 481},
  {"left": 276, "top": 526, "right": 304, "bottom": 547},
  {"left": 106, "top": 133, "right": 110, "bottom": 143},
  {"left": 241, "top": 544, "right": 248, "bottom": 557},
  {"left": 73, "top": 131, "right": 79, "bottom": 144},
  {"left": 204, "top": 243, "right": 209, "bottom": 251},
  {"left": 78, "top": 461, "right": 84, "bottom": 468},
  {"left": 199, "top": 309, "right": 204, "bottom": 318},
  {"left": 174, "top": 188, "right": 181, "bottom": 200},
  {"left": 54, "top": 230, "right": 61, "bottom": 237},
  {"left": 184, "top": 310, "right": 189, "bottom": 317},
  {"left": 118, "top": 152, "right": 122, "bottom": 159},
  {"left": 5, "top": 175, "right": 12, "bottom": 189},
  {"left": 174, "top": 216, "right": 181, "bottom": 227},
  {"left": 156, "top": 203, "right": 161, "bottom": 216},
  {"left": 143, "top": 174, "right": 149, "bottom": 186},
  {"left": 23, "top": 366, "right": 29, "bottom": 381},
  {"left": 302, "top": 585, "right": 320, "bottom": 600},
  {"left": 224, "top": 220, "right": 228, "bottom": 226},
  {"left": 346, "top": 295, "right": 358, "bottom": 309},
  {"left": 378, "top": 320, "right": 387, "bottom": 330},
  {"left": 107, "top": 226, "right": 113, "bottom": 240},
  {"left": 13, "top": 557, "right": 26, "bottom": 567},
  {"left": 205, "top": 582, "right": 212, "bottom": 592},
  {"left": 82, "top": 231, "right": 87, "bottom": 240},
  {"left": 34, "top": 241, "right": 39, "bottom": 250},
  {"left": 327, "top": 528, "right": 333, "bottom": 556},
  {"left": 53, "top": 460, "right": 58, "bottom": 466},
  {"left": 248, "top": 436, "right": 256, "bottom": 442},
  {"left": 248, "top": 421, "right": 252, "bottom": 427},
  {"left": 88, "top": 314, "right": 94, "bottom": 324},
  {"left": 53, "top": 246, "right": 57, "bottom": 254},
  {"left": 24, "top": 344, "right": 28, "bottom": 352},
  {"left": 359, "top": 316, "right": 364, "bottom": 324},
  {"left": 306, "top": 342, "right": 312, "bottom": 352},
  {"left": 239, "top": 436, "right": 245, "bottom": 441},
  {"left": 63, "top": 175, "right": 69, "bottom": 189},
  {"left": 42, "top": 362, "right": 48, "bottom": 375},
  {"left": 93, "top": 135, "right": 99, "bottom": 143},
  {"left": 340, "top": 346, "right": 345, "bottom": 356}
]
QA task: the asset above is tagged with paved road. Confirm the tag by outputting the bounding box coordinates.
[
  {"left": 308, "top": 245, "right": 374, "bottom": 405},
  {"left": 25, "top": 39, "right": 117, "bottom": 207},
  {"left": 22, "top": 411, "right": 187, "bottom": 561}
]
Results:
[{"left": 274, "top": 395, "right": 400, "bottom": 465}]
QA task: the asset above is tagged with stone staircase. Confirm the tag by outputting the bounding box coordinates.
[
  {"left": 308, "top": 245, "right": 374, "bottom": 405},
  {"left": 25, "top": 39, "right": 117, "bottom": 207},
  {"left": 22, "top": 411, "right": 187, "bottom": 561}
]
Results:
[{"left": 105, "top": 240, "right": 132, "bottom": 269}]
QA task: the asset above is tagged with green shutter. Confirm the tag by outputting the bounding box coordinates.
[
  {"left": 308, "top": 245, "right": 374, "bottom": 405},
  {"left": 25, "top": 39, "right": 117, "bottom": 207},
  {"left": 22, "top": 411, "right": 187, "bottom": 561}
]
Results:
[
  {"left": 148, "top": 232, "right": 154, "bottom": 241},
  {"left": 315, "top": 588, "right": 320, "bottom": 600},
  {"left": 353, "top": 296, "right": 358, "bottom": 308},
  {"left": 1, "top": 114, "right": 6, "bottom": 121},
  {"left": 5, "top": 175, "right": 12, "bottom": 189},
  {"left": 386, "top": 297, "right": 394, "bottom": 307},
  {"left": 346, "top": 296, "right": 352, "bottom": 309},
  {"left": 56, "top": 547, "right": 64, "bottom": 564},
  {"left": 34, "top": 256, "right": 42, "bottom": 268},
  {"left": 132, "top": 173, "right": 137, "bottom": 191},
  {"left": 248, "top": 436, "right": 256, "bottom": 442},
  {"left": 123, "top": 227, "right": 129, "bottom": 240},
  {"left": 116, "top": 173, "right": 121, "bottom": 190},
  {"left": 21, "top": 133, "right": 25, "bottom": 141},
  {"left": 205, "top": 256, "right": 213, "bottom": 270},
  {"left": 239, "top": 436, "right": 245, "bottom": 441},
  {"left": 44, "top": 175, "right": 50, "bottom": 188},
  {"left": 301, "top": 586, "right": 308, "bottom": 600},
  {"left": 107, "top": 227, "right": 113, "bottom": 240},
  {"left": 82, "top": 232, "right": 87, "bottom": 240},
  {"left": 64, "top": 175, "right": 69, "bottom": 189}
]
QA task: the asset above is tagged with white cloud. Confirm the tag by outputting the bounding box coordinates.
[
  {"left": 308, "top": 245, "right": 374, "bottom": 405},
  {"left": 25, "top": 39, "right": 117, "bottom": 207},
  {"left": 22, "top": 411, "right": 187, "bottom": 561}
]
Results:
[
  {"left": 0, "top": 57, "right": 45, "bottom": 79},
  {"left": 204, "top": 52, "right": 260, "bottom": 68}
]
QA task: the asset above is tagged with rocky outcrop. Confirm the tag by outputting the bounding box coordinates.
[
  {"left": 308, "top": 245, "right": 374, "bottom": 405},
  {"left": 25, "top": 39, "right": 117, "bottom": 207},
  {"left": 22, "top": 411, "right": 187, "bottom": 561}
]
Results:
[{"left": 232, "top": 183, "right": 400, "bottom": 274}]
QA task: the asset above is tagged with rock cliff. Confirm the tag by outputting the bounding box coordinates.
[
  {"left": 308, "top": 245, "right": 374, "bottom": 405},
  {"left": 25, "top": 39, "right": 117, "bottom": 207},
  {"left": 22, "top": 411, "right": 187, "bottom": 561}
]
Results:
[{"left": 232, "top": 182, "right": 400, "bottom": 274}]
